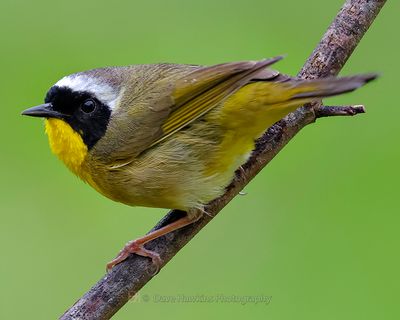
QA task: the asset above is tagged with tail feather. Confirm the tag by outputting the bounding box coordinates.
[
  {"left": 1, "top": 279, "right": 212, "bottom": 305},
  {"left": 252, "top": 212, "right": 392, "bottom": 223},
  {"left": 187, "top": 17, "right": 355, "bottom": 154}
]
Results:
[
  {"left": 219, "top": 71, "right": 378, "bottom": 136},
  {"left": 291, "top": 73, "right": 378, "bottom": 100}
]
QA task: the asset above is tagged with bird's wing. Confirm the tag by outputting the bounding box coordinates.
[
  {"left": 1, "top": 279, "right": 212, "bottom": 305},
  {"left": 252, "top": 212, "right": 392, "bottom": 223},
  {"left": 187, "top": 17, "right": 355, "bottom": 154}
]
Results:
[
  {"left": 151, "top": 56, "right": 282, "bottom": 147},
  {"left": 94, "top": 57, "right": 282, "bottom": 166}
]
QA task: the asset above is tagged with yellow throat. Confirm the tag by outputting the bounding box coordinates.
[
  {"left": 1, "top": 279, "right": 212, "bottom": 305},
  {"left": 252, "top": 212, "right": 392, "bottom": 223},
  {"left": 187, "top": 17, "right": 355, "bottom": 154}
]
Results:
[{"left": 45, "top": 118, "right": 88, "bottom": 178}]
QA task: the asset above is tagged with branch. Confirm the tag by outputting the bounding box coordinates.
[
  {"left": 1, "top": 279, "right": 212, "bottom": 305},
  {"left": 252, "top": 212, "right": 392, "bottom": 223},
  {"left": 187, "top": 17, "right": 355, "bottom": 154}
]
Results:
[
  {"left": 60, "top": 1, "right": 386, "bottom": 319},
  {"left": 316, "top": 105, "right": 366, "bottom": 117}
]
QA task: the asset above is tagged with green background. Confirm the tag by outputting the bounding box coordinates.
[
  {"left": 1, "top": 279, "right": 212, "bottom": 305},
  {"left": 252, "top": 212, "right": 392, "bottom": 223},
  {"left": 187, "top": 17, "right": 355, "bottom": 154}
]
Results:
[{"left": 0, "top": 0, "right": 398, "bottom": 319}]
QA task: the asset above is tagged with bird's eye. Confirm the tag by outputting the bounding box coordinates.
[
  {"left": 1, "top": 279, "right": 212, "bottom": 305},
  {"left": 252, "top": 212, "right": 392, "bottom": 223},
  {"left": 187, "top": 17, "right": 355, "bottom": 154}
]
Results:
[{"left": 81, "top": 99, "right": 96, "bottom": 113}]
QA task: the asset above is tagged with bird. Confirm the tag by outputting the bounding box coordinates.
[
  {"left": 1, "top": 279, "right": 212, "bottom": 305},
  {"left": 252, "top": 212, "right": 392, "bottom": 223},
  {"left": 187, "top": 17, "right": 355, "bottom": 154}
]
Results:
[{"left": 21, "top": 56, "right": 376, "bottom": 271}]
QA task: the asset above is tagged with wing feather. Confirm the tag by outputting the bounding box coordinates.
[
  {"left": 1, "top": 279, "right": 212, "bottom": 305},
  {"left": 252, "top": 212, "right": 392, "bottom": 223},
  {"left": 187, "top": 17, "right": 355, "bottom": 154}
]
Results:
[
  {"left": 150, "top": 56, "right": 283, "bottom": 147},
  {"left": 93, "top": 57, "right": 283, "bottom": 166}
]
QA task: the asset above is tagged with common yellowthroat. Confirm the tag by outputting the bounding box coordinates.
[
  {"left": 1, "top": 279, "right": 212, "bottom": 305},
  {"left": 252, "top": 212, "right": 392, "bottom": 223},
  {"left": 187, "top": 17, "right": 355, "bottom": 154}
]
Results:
[{"left": 22, "top": 56, "right": 376, "bottom": 270}]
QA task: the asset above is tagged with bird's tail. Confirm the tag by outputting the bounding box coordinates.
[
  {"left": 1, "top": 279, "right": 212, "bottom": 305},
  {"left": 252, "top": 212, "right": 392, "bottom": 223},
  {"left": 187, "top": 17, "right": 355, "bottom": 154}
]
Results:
[
  {"left": 220, "top": 72, "right": 378, "bottom": 134},
  {"left": 244, "top": 73, "right": 378, "bottom": 107},
  {"left": 285, "top": 73, "right": 378, "bottom": 101}
]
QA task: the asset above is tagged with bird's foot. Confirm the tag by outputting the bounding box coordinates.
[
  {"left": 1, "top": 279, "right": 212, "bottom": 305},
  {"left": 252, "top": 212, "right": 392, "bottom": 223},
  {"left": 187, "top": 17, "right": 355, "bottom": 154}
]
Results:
[
  {"left": 106, "top": 210, "right": 202, "bottom": 274},
  {"left": 106, "top": 240, "right": 162, "bottom": 274}
]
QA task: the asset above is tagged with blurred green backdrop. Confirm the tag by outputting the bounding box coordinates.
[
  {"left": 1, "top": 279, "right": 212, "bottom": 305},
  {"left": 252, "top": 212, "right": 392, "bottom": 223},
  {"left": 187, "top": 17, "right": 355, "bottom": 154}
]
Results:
[{"left": 0, "top": 0, "right": 398, "bottom": 319}]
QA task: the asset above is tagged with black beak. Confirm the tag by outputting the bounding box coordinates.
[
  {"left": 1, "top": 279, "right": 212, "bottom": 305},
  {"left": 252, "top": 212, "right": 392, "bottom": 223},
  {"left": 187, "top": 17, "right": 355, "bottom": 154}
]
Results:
[{"left": 21, "top": 103, "right": 64, "bottom": 119}]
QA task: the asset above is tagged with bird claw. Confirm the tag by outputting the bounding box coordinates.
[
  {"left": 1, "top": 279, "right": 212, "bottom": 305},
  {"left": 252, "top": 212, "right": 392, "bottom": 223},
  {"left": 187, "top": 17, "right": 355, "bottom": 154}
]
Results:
[
  {"left": 106, "top": 239, "right": 162, "bottom": 274},
  {"left": 105, "top": 213, "right": 199, "bottom": 273}
]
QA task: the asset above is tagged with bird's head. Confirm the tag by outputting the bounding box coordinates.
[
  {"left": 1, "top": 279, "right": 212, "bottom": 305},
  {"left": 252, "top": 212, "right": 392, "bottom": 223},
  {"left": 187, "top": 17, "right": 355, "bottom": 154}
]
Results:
[{"left": 22, "top": 69, "right": 123, "bottom": 175}]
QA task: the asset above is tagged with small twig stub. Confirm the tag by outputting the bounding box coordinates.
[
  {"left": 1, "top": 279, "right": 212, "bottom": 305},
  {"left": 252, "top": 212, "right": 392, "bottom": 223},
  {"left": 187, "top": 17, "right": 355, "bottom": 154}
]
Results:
[{"left": 316, "top": 105, "right": 366, "bottom": 117}]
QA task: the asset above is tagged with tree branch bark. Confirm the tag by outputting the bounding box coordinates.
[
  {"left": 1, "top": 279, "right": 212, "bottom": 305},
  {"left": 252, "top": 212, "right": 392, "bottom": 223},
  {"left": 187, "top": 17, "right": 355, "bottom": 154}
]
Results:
[
  {"left": 60, "top": 1, "right": 386, "bottom": 319},
  {"left": 316, "top": 105, "right": 366, "bottom": 117}
]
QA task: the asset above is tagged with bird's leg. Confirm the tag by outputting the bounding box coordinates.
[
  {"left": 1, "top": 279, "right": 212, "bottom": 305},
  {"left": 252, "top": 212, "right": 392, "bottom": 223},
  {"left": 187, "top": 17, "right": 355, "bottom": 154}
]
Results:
[{"left": 106, "top": 211, "right": 202, "bottom": 272}]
